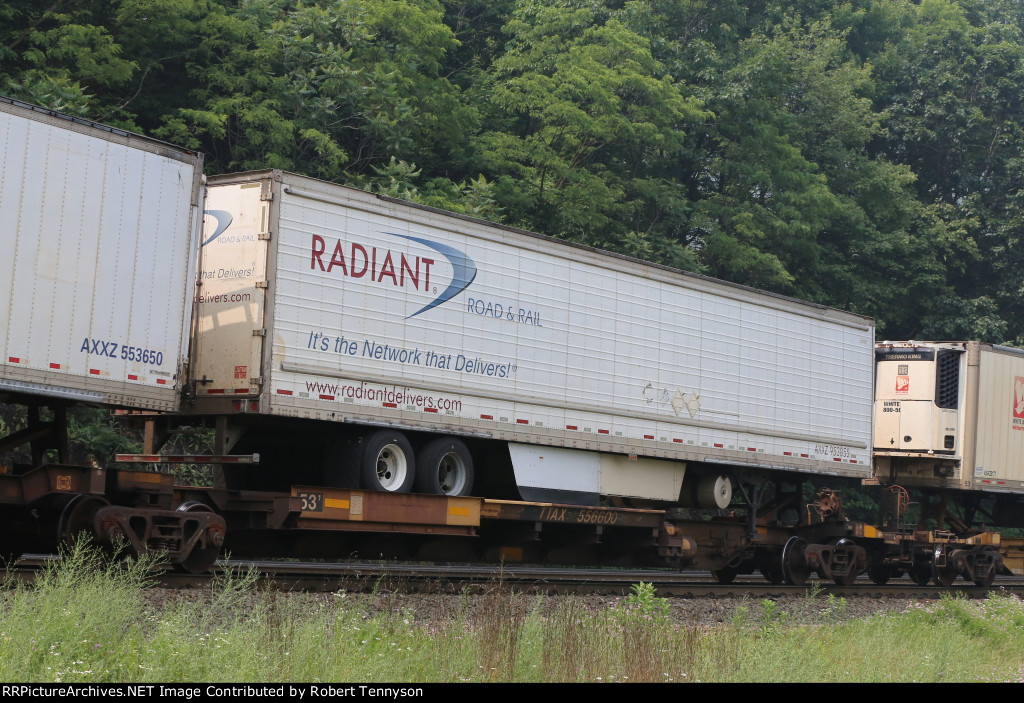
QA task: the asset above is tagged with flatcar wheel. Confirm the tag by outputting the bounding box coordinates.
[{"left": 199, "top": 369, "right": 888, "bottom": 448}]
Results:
[
  {"left": 781, "top": 537, "right": 810, "bottom": 586},
  {"left": 711, "top": 567, "right": 737, "bottom": 584},
  {"left": 909, "top": 565, "right": 932, "bottom": 586},
  {"left": 867, "top": 564, "right": 891, "bottom": 585},
  {"left": 414, "top": 437, "right": 474, "bottom": 496},
  {"left": 360, "top": 431, "right": 415, "bottom": 493},
  {"left": 57, "top": 495, "right": 109, "bottom": 548},
  {"left": 175, "top": 502, "right": 220, "bottom": 574},
  {"left": 933, "top": 560, "right": 958, "bottom": 588}
]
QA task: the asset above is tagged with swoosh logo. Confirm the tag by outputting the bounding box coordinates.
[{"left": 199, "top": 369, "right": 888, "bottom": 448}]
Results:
[
  {"left": 202, "top": 210, "right": 234, "bottom": 246},
  {"left": 387, "top": 233, "right": 477, "bottom": 318}
]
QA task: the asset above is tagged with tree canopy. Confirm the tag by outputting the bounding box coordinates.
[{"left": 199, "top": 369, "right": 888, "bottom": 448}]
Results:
[{"left": 3, "top": 0, "right": 1023, "bottom": 341}]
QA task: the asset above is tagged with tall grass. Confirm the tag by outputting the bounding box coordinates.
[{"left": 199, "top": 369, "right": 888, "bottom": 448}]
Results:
[{"left": 2, "top": 546, "right": 1024, "bottom": 682}]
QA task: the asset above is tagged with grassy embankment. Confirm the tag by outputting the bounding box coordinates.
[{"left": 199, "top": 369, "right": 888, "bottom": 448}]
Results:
[{"left": 1, "top": 543, "right": 1022, "bottom": 683}]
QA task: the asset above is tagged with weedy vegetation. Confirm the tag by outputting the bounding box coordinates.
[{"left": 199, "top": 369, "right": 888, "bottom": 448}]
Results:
[{"left": 1, "top": 545, "right": 1023, "bottom": 683}]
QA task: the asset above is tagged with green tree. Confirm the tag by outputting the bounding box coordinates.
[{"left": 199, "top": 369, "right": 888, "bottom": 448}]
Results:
[{"left": 473, "top": 0, "right": 707, "bottom": 270}]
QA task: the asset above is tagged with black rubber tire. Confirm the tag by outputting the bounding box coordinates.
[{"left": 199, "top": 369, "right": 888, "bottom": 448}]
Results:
[
  {"left": 414, "top": 437, "right": 474, "bottom": 496},
  {"left": 360, "top": 430, "right": 416, "bottom": 493}
]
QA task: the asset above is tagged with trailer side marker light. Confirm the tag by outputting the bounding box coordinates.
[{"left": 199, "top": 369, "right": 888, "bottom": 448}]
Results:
[
  {"left": 449, "top": 506, "right": 471, "bottom": 517},
  {"left": 324, "top": 498, "right": 350, "bottom": 510},
  {"left": 319, "top": 394, "right": 334, "bottom": 400},
  {"left": 383, "top": 402, "right": 397, "bottom": 408},
  {"left": 277, "top": 389, "right": 293, "bottom": 395},
  {"left": 49, "top": 363, "right": 61, "bottom": 369},
  {"left": 7, "top": 357, "right": 19, "bottom": 363},
  {"left": 128, "top": 374, "right": 138, "bottom": 380},
  {"left": 89, "top": 369, "right": 100, "bottom": 375}
]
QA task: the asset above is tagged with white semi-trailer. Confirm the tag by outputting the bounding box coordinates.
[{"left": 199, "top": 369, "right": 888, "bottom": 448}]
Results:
[
  {"left": 875, "top": 341, "right": 1024, "bottom": 499},
  {"left": 0, "top": 97, "right": 204, "bottom": 413},
  {"left": 191, "top": 170, "right": 875, "bottom": 506}
]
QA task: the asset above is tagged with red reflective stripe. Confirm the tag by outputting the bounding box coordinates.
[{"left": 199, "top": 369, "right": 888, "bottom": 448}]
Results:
[
  {"left": 49, "top": 363, "right": 60, "bottom": 369},
  {"left": 128, "top": 374, "right": 138, "bottom": 380},
  {"left": 383, "top": 402, "right": 397, "bottom": 408},
  {"left": 89, "top": 369, "right": 100, "bottom": 375},
  {"left": 424, "top": 407, "right": 438, "bottom": 413},
  {"left": 673, "top": 438, "right": 683, "bottom": 443},
  {"left": 598, "top": 429, "right": 610, "bottom": 435},
  {"left": 207, "top": 389, "right": 225, "bottom": 394},
  {"left": 7, "top": 357, "right": 19, "bottom": 363},
  {"left": 713, "top": 443, "right": 724, "bottom": 448},
  {"left": 644, "top": 435, "right": 654, "bottom": 440},
  {"left": 319, "top": 394, "right": 334, "bottom": 400},
  {"left": 276, "top": 389, "right": 293, "bottom": 395},
  {"left": 157, "top": 379, "right": 168, "bottom": 385},
  {"left": 516, "top": 419, "right": 529, "bottom": 425},
  {"left": 480, "top": 414, "right": 493, "bottom": 420}
]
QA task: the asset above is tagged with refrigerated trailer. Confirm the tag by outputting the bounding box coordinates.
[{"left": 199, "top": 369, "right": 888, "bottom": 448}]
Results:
[
  {"left": 874, "top": 341, "right": 1024, "bottom": 504},
  {"left": 187, "top": 170, "right": 876, "bottom": 506}
]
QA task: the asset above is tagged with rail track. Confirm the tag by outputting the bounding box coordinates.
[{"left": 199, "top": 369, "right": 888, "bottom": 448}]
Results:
[{"left": 10, "top": 555, "right": 1024, "bottom": 599}]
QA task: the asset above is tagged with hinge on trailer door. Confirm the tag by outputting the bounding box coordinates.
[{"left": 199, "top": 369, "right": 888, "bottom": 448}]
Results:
[
  {"left": 258, "top": 231, "right": 272, "bottom": 241},
  {"left": 260, "top": 191, "right": 273, "bottom": 201},
  {"left": 255, "top": 280, "right": 268, "bottom": 289},
  {"left": 253, "top": 328, "right": 266, "bottom": 337},
  {"left": 250, "top": 377, "right": 263, "bottom": 386}
]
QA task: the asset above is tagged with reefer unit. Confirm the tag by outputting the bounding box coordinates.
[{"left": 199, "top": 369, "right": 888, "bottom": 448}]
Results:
[
  {"left": 0, "top": 98, "right": 204, "bottom": 410},
  {"left": 192, "top": 170, "right": 874, "bottom": 503},
  {"left": 875, "top": 341, "right": 1024, "bottom": 495}
]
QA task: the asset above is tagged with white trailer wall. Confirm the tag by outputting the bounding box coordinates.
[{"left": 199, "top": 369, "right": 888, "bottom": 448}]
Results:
[
  {"left": 0, "top": 99, "right": 203, "bottom": 409},
  {"left": 197, "top": 171, "right": 874, "bottom": 482}
]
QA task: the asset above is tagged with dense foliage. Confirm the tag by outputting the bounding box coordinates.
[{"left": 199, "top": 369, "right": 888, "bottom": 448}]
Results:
[{"left": 3, "top": 0, "right": 1023, "bottom": 340}]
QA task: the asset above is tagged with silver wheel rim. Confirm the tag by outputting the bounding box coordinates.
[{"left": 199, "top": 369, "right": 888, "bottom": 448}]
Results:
[
  {"left": 437, "top": 451, "right": 467, "bottom": 495},
  {"left": 375, "top": 443, "right": 409, "bottom": 490}
]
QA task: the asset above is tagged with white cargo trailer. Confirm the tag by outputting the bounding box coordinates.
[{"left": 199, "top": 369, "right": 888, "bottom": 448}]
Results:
[
  {"left": 875, "top": 341, "right": 1024, "bottom": 495},
  {"left": 0, "top": 98, "right": 204, "bottom": 411},
  {"left": 192, "top": 170, "right": 874, "bottom": 504}
]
